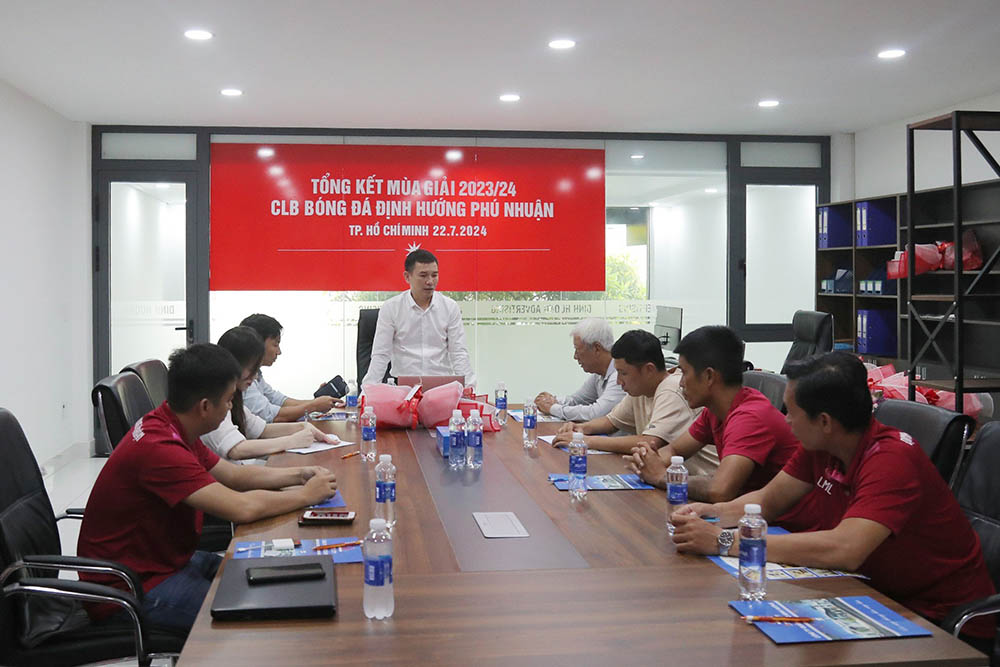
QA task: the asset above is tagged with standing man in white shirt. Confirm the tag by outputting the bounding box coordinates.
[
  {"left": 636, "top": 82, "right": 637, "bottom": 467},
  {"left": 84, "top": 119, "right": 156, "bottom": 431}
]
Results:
[
  {"left": 534, "top": 317, "right": 626, "bottom": 421},
  {"left": 362, "top": 249, "right": 475, "bottom": 387}
]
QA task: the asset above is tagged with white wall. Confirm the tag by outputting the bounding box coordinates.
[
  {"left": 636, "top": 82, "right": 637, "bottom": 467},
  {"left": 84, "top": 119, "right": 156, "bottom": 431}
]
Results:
[
  {"left": 855, "top": 90, "right": 1000, "bottom": 198},
  {"left": 829, "top": 132, "right": 855, "bottom": 202},
  {"left": 0, "top": 78, "right": 91, "bottom": 463}
]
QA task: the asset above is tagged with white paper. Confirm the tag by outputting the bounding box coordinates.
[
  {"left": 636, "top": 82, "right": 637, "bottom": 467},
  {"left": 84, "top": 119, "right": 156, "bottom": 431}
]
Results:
[
  {"left": 287, "top": 440, "right": 355, "bottom": 454},
  {"left": 473, "top": 512, "right": 529, "bottom": 538},
  {"left": 538, "top": 434, "right": 556, "bottom": 444},
  {"left": 539, "top": 434, "right": 613, "bottom": 454}
]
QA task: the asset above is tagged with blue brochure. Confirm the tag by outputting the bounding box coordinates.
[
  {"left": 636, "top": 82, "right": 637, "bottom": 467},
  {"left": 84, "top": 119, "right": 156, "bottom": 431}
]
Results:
[
  {"left": 309, "top": 491, "right": 346, "bottom": 509},
  {"left": 233, "top": 537, "right": 362, "bottom": 564},
  {"left": 729, "top": 596, "right": 931, "bottom": 643},
  {"left": 548, "top": 473, "right": 654, "bottom": 490}
]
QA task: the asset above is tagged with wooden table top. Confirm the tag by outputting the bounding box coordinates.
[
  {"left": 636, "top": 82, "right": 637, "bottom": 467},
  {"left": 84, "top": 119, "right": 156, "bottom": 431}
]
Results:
[{"left": 178, "top": 418, "right": 986, "bottom": 666}]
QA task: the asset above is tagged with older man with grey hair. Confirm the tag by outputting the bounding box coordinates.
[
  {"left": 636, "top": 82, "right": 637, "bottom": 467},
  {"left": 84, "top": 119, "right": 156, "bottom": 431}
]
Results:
[{"left": 535, "top": 317, "right": 626, "bottom": 421}]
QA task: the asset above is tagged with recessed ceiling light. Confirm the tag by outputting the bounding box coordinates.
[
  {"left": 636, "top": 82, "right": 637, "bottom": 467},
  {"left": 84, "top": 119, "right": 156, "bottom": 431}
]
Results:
[
  {"left": 445, "top": 149, "right": 463, "bottom": 162},
  {"left": 257, "top": 147, "right": 275, "bottom": 158},
  {"left": 220, "top": 88, "right": 243, "bottom": 97},
  {"left": 758, "top": 99, "right": 779, "bottom": 108},
  {"left": 155, "top": 183, "right": 169, "bottom": 189},
  {"left": 548, "top": 38, "right": 576, "bottom": 50},
  {"left": 268, "top": 166, "right": 283, "bottom": 176},
  {"left": 184, "top": 29, "right": 213, "bottom": 41},
  {"left": 629, "top": 207, "right": 639, "bottom": 211},
  {"left": 878, "top": 48, "right": 906, "bottom": 59},
  {"left": 705, "top": 188, "right": 718, "bottom": 194},
  {"left": 630, "top": 153, "right": 644, "bottom": 160},
  {"left": 499, "top": 93, "right": 520, "bottom": 102}
]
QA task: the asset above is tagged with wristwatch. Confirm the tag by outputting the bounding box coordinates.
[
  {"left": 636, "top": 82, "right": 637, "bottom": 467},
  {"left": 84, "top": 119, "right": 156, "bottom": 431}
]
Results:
[{"left": 717, "top": 529, "right": 735, "bottom": 556}]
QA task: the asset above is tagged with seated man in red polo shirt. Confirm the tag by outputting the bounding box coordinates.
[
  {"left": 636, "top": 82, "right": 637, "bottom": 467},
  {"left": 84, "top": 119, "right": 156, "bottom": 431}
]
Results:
[
  {"left": 672, "top": 351, "right": 996, "bottom": 645},
  {"left": 77, "top": 343, "right": 338, "bottom": 632},
  {"left": 625, "top": 325, "right": 799, "bottom": 504}
]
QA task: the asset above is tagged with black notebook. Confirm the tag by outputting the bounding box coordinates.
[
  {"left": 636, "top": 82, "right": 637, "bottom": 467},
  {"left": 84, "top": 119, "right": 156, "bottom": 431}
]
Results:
[{"left": 210, "top": 555, "right": 336, "bottom": 621}]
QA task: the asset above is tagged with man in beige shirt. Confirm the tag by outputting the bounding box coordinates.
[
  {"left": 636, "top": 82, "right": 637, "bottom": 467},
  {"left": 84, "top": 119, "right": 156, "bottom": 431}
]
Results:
[{"left": 552, "top": 330, "right": 718, "bottom": 474}]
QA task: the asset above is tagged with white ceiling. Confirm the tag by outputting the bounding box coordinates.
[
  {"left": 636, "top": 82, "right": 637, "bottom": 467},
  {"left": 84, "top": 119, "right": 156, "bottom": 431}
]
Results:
[{"left": 2, "top": 0, "right": 1000, "bottom": 135}]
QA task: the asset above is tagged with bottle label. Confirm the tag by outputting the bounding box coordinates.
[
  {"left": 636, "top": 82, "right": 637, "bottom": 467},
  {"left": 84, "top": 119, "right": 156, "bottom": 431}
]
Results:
[
  {"left": 346, "top": 395, "right": 358, "bottom": 408},
  {"left": 450, "top": 430, "right": 465, "bottom": 448},
  {"left": 364, "top": 554, "right": 393, "bottom": 586},
  {"left": 467, "top": 431, "right": 483, "bottom": 449},
  {"left": 739, "top": 537, "right": 766, "bottom": 569},
  {"left": 524, "top": 415, "right": 536, "bottom": 429},
  {"left": 496, "top": 397, "right": 507, "bottom": 410},
  {"left": 667, "top": 483, "right": 688, "bottom": 505},
  {"left": 569, "top": 454, "right": 587, "bottom": 476},
  {"left": 376, "top": 480, "right": 396, "bottom": 503},
  {"left": 362, "top": 425, "right": 376, "bottom": 441}
]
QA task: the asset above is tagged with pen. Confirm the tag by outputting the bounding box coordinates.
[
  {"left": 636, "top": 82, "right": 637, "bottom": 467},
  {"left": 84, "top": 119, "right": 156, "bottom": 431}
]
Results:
[
  {"left": 313, "top": 540, "right": 363, "bottom": 552},
  {"left": 741, "top": 615, "right": 819, "bottom": 623},
  {"left": 341, "top": 450, "right": 360, "bottom": 459}
]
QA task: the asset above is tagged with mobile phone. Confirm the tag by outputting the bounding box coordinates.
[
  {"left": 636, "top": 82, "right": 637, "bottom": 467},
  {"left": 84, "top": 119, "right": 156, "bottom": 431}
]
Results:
[
  {"left": 246, "top": 562, "right": 326, "bottom": 585},
  {"left": 299, "top": 509, "right": 356, "bottom": 525}
]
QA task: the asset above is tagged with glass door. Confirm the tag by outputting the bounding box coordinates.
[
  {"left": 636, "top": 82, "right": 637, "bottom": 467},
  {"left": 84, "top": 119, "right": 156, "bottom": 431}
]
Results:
[{"left": 94, "top": 172, "right": 199, "bottom": 379}]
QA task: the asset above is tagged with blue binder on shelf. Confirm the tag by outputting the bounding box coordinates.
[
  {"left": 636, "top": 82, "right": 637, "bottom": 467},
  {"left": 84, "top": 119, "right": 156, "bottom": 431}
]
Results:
[
  {"left": 818, "top": 206, "right": 852, "bottom": 249},
  {"left": 856, "top": 201, "right": 896, "bottom": 247},
  {"left": 857, "top": 309, "right": 896, "bottom": 356}
]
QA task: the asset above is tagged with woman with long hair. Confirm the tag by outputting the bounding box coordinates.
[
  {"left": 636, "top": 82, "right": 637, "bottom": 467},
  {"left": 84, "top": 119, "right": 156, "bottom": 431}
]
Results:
[{"left": 201, "top": 326, "right": 333, "bottom": 461}]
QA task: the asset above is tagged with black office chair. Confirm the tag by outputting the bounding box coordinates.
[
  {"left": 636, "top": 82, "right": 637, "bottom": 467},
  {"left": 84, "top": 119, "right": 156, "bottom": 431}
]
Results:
[
  {"left": 91, "top": 372, "right": 155, "bottom": 454},
  {"left": 356, "top": 308, "right": 390, "bottom": 386},
  {"left": 122, "top": 359, "right": 168, "bottom": 407},
  {"left": 0, "top": 408, "right": 185, "bottom": 666},
  {"left": 780, "top": 310, "right": 834, "bottom": 375},
  {"left": 874, "top": 399, "right": 975, "bottom": 487},
  {"left": 942, "top": 421, "right": 1000, "bottom": 662},
  {"left": 742, "top": 371, "right": 788, "bottom": 413}
]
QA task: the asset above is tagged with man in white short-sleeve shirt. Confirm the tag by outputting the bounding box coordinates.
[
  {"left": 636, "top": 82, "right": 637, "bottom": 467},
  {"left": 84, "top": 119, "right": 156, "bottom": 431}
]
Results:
[{"left": 362, "top": 249, "right": 475, "bottom": 387}]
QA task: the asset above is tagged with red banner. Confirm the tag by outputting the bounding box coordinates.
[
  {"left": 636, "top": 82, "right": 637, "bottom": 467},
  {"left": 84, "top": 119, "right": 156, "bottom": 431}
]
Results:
[{"left": 209, "top": 143, "right": 605, "bottom": 291}]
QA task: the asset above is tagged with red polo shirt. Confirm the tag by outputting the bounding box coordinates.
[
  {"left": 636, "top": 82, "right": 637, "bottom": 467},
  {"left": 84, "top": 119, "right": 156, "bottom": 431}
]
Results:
[
  {"left": 688, "top": 387, "right": 801, "bottom": 493},
  {"left": 78, "top": 402, "right": 220, "bottom": 616},
  {"left": 783, "top": 419, "right": 995, "bottom": 638}
]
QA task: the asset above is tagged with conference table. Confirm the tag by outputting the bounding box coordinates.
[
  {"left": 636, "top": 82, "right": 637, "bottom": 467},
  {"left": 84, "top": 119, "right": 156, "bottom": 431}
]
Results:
[{"left": 178, "top": 416, "right": 985, "bottom": 665}]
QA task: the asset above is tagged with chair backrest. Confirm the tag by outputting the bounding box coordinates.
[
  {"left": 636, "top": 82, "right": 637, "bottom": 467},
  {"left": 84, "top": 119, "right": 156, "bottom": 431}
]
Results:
[
  {"left": 91, "top": 372, "right": 155, "bottom": 450},
  {"left": 874, "top": 399, "right": 975, "bottom": 484},
  {"left": 121, "top": 359, "right": 168, "bottom": 407},
  {"left": 742, "top": 371, "right": 788, "bottom": 413},
  {"left": 780, "top": 310, "right": 833, "bottom": 374},
  {"left": 955, "top": 421, "right": 1000, "bottom": 592},
  {"left": 356, "top": 308, "right": 390, "bottom": 386},
  {"left": 0, "top": 408, "right": 62, "bottom": 651}
]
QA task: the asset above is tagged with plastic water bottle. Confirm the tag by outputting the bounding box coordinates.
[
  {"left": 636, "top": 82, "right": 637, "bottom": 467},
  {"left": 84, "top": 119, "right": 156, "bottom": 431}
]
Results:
[
  {"left": 362, "top": 518, "right": 394, "bottom": 619},
  {"left": 374, "top": 454, "right": 396, "bottom": 529},
  {"left": 346, "top": 381, "right": 359, "bottom": 423},
  {"left": 738, "top": 503, "right": 767, "bottom": 600},
  {"left": 465, "top": 409, "right": 484, "bottom": 469},
  {"left": 448, "top": 409, "right": 466, "bottom": 470},
  {"left": 522, "top": 401, "right": 537, "bottom": 448},
  {"left": 666, "top": 456, "right": 688, "bottom": 535},
  {"left": 361, "top": 406, "right": 377, "bottom": 462},
  {"left": 568, "top": 431, "right": 588, "bottom": 500},
  {"left": 494, "top": 382, "right": 508, "bottom": 426}
]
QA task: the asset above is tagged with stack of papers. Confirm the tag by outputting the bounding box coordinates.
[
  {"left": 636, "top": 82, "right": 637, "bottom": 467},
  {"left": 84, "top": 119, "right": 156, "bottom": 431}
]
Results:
[
  {"left": 287, "top": 436, "right": 354, "bottom": 454},
  {"left": 547, "top": 473, "right": 654, "bottom": 490}
]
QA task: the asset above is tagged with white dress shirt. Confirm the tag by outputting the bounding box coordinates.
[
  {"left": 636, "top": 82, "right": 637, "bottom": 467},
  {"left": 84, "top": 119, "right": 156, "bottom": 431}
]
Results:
[
  {"left": 550, "top": 359, "right": 626, "bottom": 422},
  {"left": 242, "top": 371, "right": 288, "bottom": 423},
  {"left": 200, "top": 407, "right": 266, "bottom": 460},
  {"left": 362, "top": 290, "right": 475, "bottom": 387}
]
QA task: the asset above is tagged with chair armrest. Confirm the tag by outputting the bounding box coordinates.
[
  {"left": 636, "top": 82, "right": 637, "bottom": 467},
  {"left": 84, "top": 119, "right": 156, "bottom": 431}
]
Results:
[
  {"left": 2, "top": 555, "right": 143, "bottom": 599},
  {"left": 942, "top": 593, "right": 1000, "bottom": 635},
  {"left": 2, "top": 576, "right": 153, "bottom": 665},
  {"left": 55, "top": 507, "right": 86, "bottom": 521}
]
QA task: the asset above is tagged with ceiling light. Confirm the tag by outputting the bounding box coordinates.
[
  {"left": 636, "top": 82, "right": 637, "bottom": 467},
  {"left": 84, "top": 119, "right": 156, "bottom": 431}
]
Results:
[
  {"left": 758, "top": 99, "right": 779, "bottom": 108},
  {"left": 629, "top": 207, "right": 639, "bottom": 211},
  {"left": 705, "top": 188, "right": 718, "bottom": 194},
  {"left": 499, "top": 93, "right": 520, "bottom": 102},
  {"left": 648, "top": 202, "right": 659, "bottom": 207},
  {"left": 155, "top": 183, "right": 169, "bottom": 189},
  {"left": 878, "top": 48, "right": 906, "bottom": 59},
  {"left": 630, "top": 153, "right": 644, "bottom": 160},
  {"left": 445, "top": 149, "right": 463, "bottom": 162},
  {"left": 548, "top": 39, "right": 575, "bottom": 50},
  {"left": 257, "top": 147, "right": 275, "bottom": 158},
  {"left": 220, "top": 88, "right": 243, "bottom": 97},
  {"left": 268, "top": 166, "right": 283, "bottom": 176},
  {"left": 184, "top": 29, "right": 213, "bottom": 41}
]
